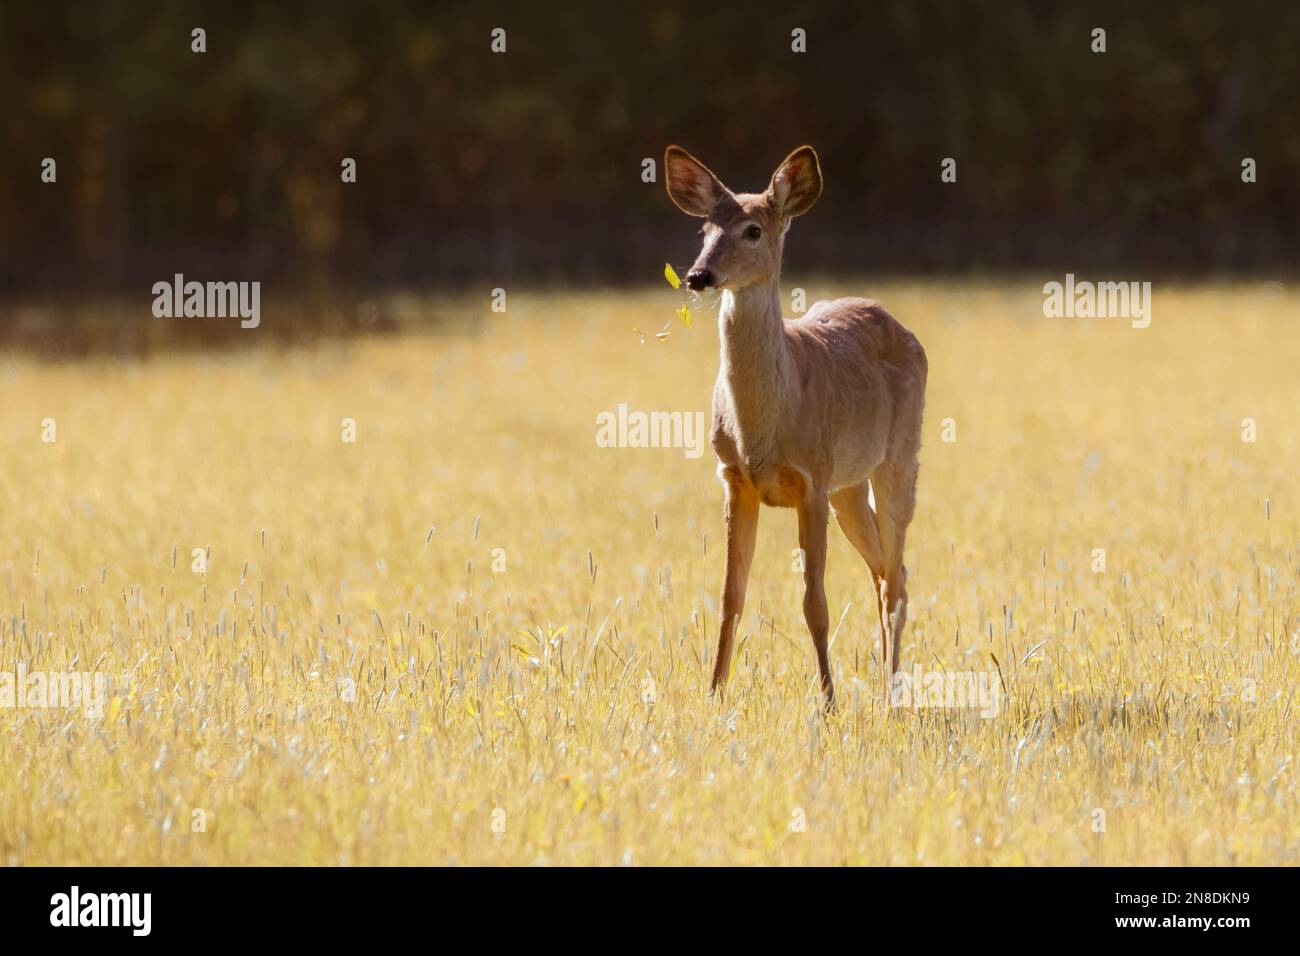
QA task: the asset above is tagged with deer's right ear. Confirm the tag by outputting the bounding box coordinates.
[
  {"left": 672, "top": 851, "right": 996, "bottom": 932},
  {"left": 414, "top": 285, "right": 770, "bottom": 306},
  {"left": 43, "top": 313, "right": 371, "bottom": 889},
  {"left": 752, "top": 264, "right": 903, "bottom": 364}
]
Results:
[{"left": 664, "top": 146, "right": 726, "bottom": 217}]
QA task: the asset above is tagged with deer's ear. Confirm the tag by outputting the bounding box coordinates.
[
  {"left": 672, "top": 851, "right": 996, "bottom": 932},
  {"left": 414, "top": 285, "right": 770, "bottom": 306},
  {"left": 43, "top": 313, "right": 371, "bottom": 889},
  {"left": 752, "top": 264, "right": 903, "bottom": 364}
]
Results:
[
  {"left": 769, "top": 146, "right": 822, "bottom": 218},
  {"left": 664, "top": 146, "right": 727, "bottom": 217}
]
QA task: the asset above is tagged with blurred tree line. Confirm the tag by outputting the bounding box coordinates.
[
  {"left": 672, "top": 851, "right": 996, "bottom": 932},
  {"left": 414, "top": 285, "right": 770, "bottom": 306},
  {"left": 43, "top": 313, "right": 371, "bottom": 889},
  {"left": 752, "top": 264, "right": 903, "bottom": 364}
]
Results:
[{"left": 1, "top": 0, "right": 1297, "bottom": 303}]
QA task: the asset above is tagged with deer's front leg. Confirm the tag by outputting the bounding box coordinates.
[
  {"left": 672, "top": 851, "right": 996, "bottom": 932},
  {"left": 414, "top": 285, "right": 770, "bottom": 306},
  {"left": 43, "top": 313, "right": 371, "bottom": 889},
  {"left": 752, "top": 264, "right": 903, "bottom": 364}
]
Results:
[
  {"left": 711, "top": 467, "right": 759, "bottom": 696},
  {"left": 797, "top": 489, "right": 834, "bottom": 707}
]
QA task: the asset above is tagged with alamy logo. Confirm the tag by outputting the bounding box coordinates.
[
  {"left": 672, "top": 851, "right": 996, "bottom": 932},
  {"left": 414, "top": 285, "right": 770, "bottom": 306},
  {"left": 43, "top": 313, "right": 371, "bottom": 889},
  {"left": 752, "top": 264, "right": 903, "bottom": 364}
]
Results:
[
  {"left": 1042, "top": 273, "right": 1151, "bottom": 328},
  {"left": 889, "top": 666, "right": 1001, "bottom": 718},
  {"left": 0, "top": 664, "right": 105, "bottom": 718},
  {"left": 50, "top": 886, "right": 151, "bottom": 936},
  {"left": 152, "top": 273, "right": 261, "bottom": 328},
  {"left": 595, "top": 403, "right": 707, "bottom": 459}
]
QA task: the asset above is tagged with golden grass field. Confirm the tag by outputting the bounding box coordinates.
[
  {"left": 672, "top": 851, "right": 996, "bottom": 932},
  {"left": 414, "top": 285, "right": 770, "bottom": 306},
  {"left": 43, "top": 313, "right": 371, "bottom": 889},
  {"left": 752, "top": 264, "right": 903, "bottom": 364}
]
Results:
[{"left": 1, "top": 280, "right": 1297, "bottom": 865}]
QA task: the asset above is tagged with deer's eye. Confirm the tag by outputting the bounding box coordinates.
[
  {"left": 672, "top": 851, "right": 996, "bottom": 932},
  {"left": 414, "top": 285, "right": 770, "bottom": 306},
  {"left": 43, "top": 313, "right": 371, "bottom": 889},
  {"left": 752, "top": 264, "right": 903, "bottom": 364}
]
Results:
[{"left": 743, "top": 224, "right": 762, "bottom": 241}]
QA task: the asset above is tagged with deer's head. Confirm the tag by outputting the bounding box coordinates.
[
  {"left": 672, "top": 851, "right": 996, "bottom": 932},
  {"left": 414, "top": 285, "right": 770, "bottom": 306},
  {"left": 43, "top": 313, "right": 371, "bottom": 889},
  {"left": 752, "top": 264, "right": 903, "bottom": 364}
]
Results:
[{"left": 664, "top": 145, "right": 822, "bottom": 293}]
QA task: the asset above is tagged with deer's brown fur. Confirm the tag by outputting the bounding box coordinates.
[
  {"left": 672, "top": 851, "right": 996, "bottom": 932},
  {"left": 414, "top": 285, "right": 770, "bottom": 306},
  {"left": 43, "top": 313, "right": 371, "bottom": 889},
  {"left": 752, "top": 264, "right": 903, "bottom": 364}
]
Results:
[{"left": 665, "top": 145, "right": 928, "bottom": 707}]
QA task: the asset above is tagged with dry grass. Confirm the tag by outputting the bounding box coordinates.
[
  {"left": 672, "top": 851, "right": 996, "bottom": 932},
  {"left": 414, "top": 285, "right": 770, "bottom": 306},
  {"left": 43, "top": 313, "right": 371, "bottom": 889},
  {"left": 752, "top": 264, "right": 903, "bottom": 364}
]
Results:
[{"left": 1, "top": 280, "right": 1297, "bottom": 865}]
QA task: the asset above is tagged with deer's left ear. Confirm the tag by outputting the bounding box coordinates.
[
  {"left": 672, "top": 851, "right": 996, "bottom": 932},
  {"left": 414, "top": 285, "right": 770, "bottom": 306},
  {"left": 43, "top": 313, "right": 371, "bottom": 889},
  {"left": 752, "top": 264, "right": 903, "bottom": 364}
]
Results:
[{"left": 769, "top": 146, "right": 822, "bottom": 218}]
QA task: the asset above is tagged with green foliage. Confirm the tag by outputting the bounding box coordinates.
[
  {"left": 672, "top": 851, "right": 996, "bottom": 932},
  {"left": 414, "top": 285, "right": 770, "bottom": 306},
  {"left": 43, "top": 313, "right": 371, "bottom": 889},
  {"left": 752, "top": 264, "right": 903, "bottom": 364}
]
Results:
[{"left": 1, "top": 0, "right": 1296, "bottom": 293}]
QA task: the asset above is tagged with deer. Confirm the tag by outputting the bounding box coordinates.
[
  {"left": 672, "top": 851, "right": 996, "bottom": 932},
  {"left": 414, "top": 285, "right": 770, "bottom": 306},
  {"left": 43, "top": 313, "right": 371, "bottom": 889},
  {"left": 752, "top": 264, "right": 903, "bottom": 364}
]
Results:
[{"left": 664, "top": 145, "right": 927, "bottom": 709}]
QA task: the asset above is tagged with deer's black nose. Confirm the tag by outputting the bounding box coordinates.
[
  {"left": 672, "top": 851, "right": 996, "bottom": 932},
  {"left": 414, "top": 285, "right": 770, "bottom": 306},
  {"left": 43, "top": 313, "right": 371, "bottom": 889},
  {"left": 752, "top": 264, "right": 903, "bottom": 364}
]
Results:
[{"left": 685, "top": 269, "right": 714, "bottom": 291}]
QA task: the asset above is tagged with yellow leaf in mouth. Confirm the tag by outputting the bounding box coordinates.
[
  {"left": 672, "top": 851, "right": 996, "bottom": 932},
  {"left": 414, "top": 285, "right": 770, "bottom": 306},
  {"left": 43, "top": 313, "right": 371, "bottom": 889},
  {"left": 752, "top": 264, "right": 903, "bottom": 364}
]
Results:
[
  {"left": 676, "top": 304, "right": 692, "bottom": 328},
  {"left": 664, "top": 263, "right": 682, "bottom": 289}
]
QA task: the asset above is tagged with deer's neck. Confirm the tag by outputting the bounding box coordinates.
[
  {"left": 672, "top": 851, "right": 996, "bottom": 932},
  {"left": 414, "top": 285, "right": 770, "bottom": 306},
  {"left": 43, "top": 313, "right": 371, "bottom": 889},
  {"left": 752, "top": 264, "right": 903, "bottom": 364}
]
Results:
[{"left": 718, "top": 281, "right": 796, "bottom": 447}]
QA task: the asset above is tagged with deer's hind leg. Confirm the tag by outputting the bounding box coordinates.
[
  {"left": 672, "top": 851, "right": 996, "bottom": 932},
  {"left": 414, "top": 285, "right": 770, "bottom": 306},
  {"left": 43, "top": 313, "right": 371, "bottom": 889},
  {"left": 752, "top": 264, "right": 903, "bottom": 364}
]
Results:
[
  {"left": 830, "top": 481, "right": 888, "bottom": 671},
  {"left": 871, "top": 451, "right": 920, "bottom": 683}
]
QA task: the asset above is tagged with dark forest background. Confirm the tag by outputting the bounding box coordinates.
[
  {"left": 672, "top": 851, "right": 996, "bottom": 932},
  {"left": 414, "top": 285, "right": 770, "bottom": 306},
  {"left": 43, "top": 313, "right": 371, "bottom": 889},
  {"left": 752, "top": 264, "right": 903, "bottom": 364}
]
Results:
[{"left": 2, "top": 0, "right": 1298, "bottom": 309}]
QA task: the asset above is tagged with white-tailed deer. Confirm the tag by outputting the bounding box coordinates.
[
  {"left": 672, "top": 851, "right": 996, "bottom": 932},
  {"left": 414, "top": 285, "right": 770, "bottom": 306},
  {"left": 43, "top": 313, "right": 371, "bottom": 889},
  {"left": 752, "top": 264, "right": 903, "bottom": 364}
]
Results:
[{"left": 664, "top": 145, "right": 927, "bottom": 708}]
